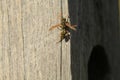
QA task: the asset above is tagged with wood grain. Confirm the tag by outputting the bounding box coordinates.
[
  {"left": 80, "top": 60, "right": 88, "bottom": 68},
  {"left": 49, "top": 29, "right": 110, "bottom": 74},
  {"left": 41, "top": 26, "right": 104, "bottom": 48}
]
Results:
[{"left": 0, "top": 0, "right": 71, "bottom": 80}]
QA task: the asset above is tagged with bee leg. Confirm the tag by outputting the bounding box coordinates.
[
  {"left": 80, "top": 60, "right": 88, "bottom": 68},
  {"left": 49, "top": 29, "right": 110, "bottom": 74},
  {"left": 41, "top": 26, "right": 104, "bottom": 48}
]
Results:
[
  {"left": 56, "top": 37, "right": 63, "bottom": 43},
  {"left": 56, "top": 32, "right": 64, "bottom": 43},
  {"left": 56, "top": 36, "right": 63, "bottom": 43},
  {"left": 57, "top": 38, "right": 63, "bottom": 43}
]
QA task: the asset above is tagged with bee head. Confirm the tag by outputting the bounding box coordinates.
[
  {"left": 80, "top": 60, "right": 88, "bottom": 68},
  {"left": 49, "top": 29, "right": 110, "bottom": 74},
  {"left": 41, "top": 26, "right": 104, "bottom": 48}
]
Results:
[{"left": 61, "top": 18, "right": 66, "bottom": 22}]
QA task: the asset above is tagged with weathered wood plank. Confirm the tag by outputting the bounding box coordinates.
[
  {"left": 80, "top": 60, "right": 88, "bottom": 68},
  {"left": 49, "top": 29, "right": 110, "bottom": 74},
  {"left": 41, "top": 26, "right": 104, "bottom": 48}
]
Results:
[
  {"left": 0, "top": 0, "right": 71, "bottom": 80},
  {"left": 0, "top": 0, "right": 10, "bottom": 80},
  {"left": 0, "top": 0, "right": 24, "bottom": 80}
]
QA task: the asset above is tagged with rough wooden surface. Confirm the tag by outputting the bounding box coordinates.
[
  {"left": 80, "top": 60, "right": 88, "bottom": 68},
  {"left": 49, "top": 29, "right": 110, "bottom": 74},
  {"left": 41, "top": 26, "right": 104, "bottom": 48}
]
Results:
[
  {"left": 69, "top": 0, "right": 119, "bottom": 80},
  {"left": 0, "top": 0, "right": 71, "bottom": 80},
  {"left": 0, "top": 0, "right": 120, "bottom": 80}
]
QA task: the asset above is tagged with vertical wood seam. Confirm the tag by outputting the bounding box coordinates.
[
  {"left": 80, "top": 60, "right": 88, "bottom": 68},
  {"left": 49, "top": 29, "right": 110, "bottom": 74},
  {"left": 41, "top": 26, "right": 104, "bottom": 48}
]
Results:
[
  {"left": 60, "top": 42, "right": 62, "bottom": 80},
  {"left": 20, "top": 1, "right": 26, "bottom": 80}
]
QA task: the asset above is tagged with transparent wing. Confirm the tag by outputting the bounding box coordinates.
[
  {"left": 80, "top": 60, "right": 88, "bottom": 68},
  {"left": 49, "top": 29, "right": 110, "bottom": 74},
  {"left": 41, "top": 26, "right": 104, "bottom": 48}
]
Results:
[
  {"left": 49, "top": 24, "right": 61, "bottom": 31},
  {"left": 72, "top": 25, "right": 77, "bottom": 27},
  {"left": 65, "top": 23, "right": 77, "bottom": 31}
]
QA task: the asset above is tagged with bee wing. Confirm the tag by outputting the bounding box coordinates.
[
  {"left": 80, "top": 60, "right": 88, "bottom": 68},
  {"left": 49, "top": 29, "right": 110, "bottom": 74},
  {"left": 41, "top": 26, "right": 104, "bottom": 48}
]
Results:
[
  {"left": 65, "top": 23, "right": 77, "bottom": 31},
  {"left": 72, "top": 25, "right": 77, "bottom": 27},
  {"left": 49, "top": 24, "right": 61, "bottom": 31}
]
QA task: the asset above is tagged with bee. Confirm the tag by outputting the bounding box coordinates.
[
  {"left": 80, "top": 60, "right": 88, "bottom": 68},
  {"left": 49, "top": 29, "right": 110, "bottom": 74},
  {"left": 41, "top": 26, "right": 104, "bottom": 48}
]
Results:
[{"left": 49, "top": 16, "right": 76, "bottom": 43}]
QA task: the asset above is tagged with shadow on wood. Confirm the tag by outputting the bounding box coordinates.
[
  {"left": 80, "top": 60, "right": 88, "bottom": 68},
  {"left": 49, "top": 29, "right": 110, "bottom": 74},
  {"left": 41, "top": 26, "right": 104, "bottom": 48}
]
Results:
[
  {"left": 68, "top": 0, "right": 81, "bottom": 80},
  {"left": 88, "top": 45, "right": 110, "bottom": 80}
]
